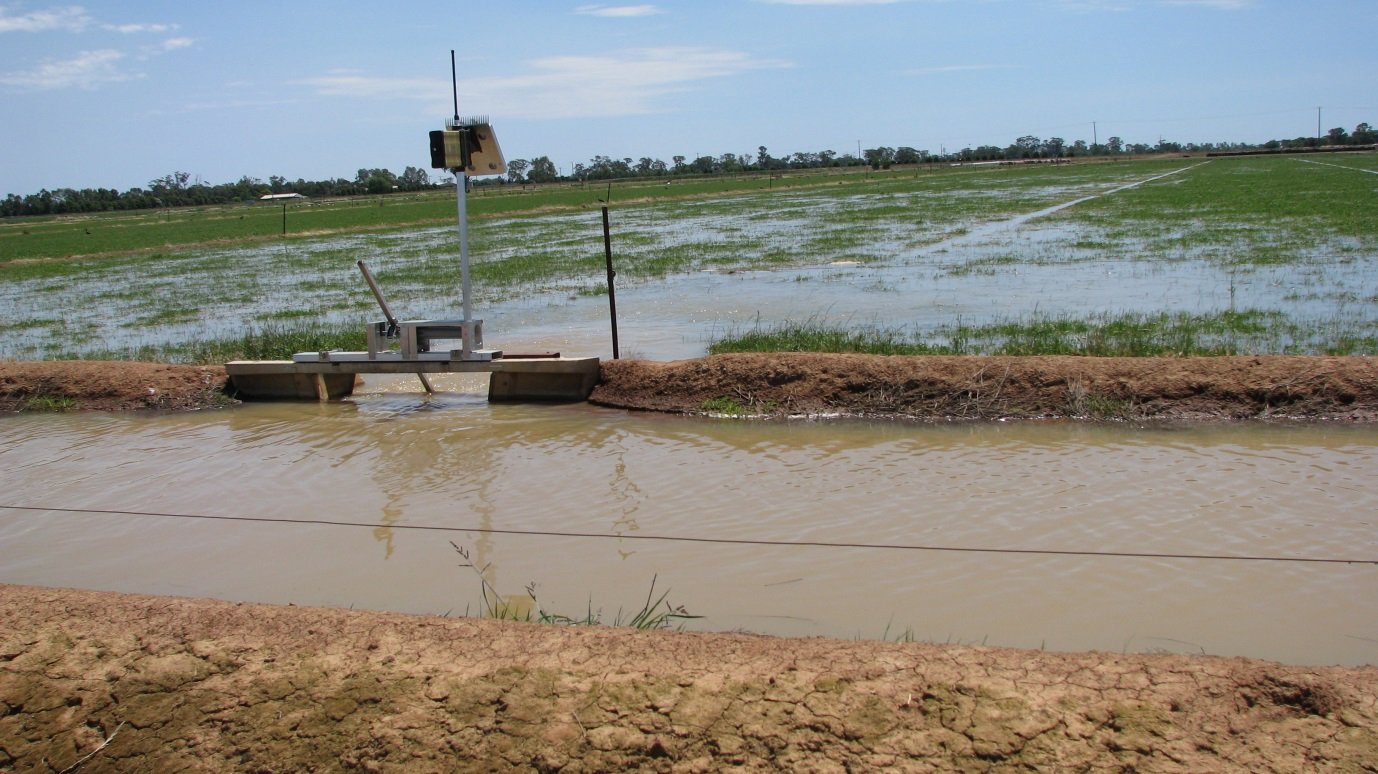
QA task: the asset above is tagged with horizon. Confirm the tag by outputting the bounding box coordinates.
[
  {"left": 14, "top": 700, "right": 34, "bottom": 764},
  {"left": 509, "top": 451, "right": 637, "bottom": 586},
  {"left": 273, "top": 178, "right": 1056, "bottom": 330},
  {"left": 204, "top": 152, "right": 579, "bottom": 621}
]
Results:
[{"left": 2, "top": 1, "right": 1375, "bottom": 197}]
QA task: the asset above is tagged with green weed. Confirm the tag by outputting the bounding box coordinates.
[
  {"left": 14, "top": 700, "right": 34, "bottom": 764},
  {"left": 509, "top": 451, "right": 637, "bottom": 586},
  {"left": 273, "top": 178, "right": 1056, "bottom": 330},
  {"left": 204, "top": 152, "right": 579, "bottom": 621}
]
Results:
[
  {"left": 701, "top": 396, "right": 746, "bottom": 416},
  {"left": 20, "top": 395, "right": 77, "bottom": 412},
  {"left": 450, "top": 542, "right": 698, "bottom": 630}
]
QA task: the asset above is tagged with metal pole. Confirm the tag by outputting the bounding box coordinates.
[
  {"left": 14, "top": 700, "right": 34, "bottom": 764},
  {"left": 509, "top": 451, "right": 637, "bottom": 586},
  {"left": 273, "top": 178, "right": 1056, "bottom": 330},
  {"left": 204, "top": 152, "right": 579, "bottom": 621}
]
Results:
[
  {"left": 457, "top": 169, "right": 471, "bottom": 325},
  {"left": 602, "top": 206, "right": 619, "bottom": 359}
]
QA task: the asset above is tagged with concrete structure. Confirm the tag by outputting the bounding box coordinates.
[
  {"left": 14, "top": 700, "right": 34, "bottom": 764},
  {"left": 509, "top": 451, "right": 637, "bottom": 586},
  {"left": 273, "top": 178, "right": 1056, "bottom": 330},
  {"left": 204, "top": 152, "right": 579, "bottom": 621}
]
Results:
[{"left": 225, "top": 356, "right": 600, "bottom": 402}]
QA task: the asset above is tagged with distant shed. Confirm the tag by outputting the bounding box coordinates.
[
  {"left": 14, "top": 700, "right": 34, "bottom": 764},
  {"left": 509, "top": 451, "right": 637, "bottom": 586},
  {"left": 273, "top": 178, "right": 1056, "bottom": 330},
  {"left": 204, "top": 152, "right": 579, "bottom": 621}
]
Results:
[{"left": 258, "top": 193, "right": 307, "bottom": 202}]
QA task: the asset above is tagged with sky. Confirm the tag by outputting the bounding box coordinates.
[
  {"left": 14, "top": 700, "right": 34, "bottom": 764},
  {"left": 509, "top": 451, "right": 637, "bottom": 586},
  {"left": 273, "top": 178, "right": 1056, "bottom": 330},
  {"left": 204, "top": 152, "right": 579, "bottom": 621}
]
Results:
[{"left": 2, "top": 0, "right": 1375, "bottom": 196}]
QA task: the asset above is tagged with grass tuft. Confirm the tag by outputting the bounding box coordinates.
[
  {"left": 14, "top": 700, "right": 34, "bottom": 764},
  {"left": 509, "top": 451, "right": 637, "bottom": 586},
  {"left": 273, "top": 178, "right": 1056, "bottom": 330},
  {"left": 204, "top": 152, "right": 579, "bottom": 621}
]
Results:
[
  {"left": 20, "top": 395, "right": 77, "bottom": 412},
  {"left": 451, "top": 542, "right": 699, "bottom": 630}
]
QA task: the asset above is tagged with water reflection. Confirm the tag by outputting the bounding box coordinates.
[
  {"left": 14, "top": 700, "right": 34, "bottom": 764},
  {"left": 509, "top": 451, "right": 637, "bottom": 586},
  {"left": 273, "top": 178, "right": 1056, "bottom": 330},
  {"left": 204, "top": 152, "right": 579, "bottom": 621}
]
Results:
[{"left": 0, "top": 402, "right": 1375, "bottom": 665}]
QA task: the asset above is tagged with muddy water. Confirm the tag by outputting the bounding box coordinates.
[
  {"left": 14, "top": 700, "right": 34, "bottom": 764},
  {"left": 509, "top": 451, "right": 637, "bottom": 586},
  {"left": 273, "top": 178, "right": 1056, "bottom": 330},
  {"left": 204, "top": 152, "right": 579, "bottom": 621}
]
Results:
[{"left": 2, "top": 379, "right": 1375, "bottom": 666}]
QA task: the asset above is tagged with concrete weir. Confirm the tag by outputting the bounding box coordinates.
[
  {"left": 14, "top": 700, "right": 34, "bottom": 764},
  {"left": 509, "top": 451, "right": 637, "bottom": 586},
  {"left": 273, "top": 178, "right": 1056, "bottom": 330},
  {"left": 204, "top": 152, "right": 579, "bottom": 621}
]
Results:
[{"left": 225, "top": 356, "right": 601, "bottom": 403}]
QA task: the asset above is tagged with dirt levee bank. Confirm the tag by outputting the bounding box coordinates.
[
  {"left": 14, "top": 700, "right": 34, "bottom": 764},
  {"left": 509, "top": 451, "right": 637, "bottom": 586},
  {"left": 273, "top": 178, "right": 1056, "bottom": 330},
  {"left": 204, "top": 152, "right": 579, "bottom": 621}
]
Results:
[
  {"left": 3, "top": 585, "right": 1376, "bottom": 772},
  {"left": 4, "top": 355, "right": 1378, "bottom": 420},
  {"left": 591, "top": 353, "right": 1378, "bottom": 421},
  {"left": 0, "top": 360, "right": 228, "bottom": 412}
]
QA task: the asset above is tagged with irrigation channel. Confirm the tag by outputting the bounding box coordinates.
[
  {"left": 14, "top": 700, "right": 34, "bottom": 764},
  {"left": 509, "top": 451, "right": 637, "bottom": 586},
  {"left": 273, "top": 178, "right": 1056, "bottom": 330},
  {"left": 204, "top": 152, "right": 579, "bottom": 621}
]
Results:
[{"left": 2, "top": 386, "right": 1376, "bottom": 666}]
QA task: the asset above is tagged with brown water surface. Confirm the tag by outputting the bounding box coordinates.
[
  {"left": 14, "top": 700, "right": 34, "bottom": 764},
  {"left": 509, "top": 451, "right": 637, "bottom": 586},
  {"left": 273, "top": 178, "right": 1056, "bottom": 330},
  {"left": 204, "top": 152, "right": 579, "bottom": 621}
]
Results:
[{"left": 2, "top": 375, "right": 1375, "bottom": 665}]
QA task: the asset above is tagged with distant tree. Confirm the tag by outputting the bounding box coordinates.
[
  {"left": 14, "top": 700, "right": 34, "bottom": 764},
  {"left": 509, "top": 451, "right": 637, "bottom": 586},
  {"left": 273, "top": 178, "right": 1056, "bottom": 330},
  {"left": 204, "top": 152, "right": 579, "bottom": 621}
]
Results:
[
  {"left": 1042, "top": 137, "right": 1065, "bottom": 158},
  {"left": 149, "top": 171, "right": 191, "bottom": 192},
  {"left": 1353, "top": 123, "right": 1376, "bottom": 144},
  {"left": 505, "top": 159, "right": 530, "bottom": 184},
  {"left": 1326, "top": 127, "right": 1348, "bottom": 145},
  {"left": 355, "top": 168, "right": 397, "bottom": 190},
  {"left": 236, "top": 176, "right": 269, "bottom": 201},
  {"left": 1106, "top": 136, "right": 1124, "bottom": 154},
  {"left": 356, "top": 168, "right": 397, "bottom": 194},
  {"left": 584, "top": 155, "right": 632, "bottom": 179},
  {"left": 671, "top": 155, "right": 687, "bottom": 173},
  {"left": 863, "top": 146, "right": 895, "bottom": 170},
  {"left": 527, "top": 156, "right": 558, "bottom": 183},
  {"left": 894, "top": 147, "right": 922, "bottom": 165},
  {"left": 1013, "top": 136, "right": 1041, "bottom": 158},
  {"left": 399, "top": 166, "right": 433, "bottom": 190}
]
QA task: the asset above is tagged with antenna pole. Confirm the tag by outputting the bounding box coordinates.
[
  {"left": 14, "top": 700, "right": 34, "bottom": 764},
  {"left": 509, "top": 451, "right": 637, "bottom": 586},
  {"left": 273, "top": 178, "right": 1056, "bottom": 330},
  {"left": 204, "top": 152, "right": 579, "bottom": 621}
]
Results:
[{"left": 450, "top": 50, "right": 460, "bottom": 122}]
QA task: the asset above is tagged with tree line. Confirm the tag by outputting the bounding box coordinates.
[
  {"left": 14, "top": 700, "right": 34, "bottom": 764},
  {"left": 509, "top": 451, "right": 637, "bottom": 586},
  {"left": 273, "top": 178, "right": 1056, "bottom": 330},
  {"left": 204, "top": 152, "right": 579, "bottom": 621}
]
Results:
[
  {"left": 1, "top": 166, "right": 435, "bottom": 218},
  {"left": 4, "top": 124, "right": 1373, "bottom": 218}
]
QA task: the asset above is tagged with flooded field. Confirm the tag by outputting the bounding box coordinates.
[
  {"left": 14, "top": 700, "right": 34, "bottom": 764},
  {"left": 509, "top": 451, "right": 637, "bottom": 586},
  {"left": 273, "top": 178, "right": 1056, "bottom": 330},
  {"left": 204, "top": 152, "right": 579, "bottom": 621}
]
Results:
[
  {"left": 1, "top": 155, "right": 1375, "bottom": 360},
  {"left": 1, "top": 383, "right": 1376, "bottom": 665},
  {"left": 2, "top": 154, "right": 1376, "bottom": 666}
]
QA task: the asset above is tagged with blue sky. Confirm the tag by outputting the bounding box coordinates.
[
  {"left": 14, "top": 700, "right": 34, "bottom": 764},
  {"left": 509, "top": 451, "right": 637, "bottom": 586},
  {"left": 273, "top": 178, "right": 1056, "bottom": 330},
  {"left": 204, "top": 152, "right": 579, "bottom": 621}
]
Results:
[{"left": 2, "top": 0, "right": 1375, "bottom": 196}]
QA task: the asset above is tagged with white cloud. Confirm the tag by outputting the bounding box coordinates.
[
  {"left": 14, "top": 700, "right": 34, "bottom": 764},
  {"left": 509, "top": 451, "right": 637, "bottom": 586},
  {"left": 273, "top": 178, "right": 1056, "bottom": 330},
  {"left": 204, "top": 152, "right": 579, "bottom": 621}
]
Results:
[
  {"left": 0, "top": 5, "right": 91, "bottom": 32},
  {"left": 154, "top": 36, "right": 193, "bottom": 52},
  {"left": 574, "top": 4, "right": 665, "bottom": 17},
  {"left": 295, "top": 70, "right": 450, "bottom": 102},
  {"left": 154, "top": 97, "right": 299, "bottom": 116},
  {"left": 132, "top": 35, "right": 193, "bottom": 60},
  {"left": 0, "top": 48, "right": 136, "bottom": 90},
  {"left": 104, "top": 22, "right": 177, "bottom": 34},
  {"left": 297, "top": 48, "right": 792, "bottom": 119}
]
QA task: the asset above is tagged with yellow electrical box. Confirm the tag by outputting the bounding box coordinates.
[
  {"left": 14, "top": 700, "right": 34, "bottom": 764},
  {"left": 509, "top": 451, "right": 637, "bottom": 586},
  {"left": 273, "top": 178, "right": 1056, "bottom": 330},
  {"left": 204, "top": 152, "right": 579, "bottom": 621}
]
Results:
[{"left": 428, "top": 123, "right": 507, "bottom": 176}]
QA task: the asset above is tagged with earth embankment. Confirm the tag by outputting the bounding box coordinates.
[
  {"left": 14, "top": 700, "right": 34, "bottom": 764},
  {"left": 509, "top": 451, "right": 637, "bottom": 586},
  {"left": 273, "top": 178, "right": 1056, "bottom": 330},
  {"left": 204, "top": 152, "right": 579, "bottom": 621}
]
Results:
[
  {"left": 590, "top": 353, "right": 1378, "bottom": 421},
  {"left": 0, "top": 360, "right": 228, "bottom": 412},
  {"left": 4, "top": 355, "right": 1377, "bottom": 420},
  {"left": 3, "top": 584, "right": 1377, "bottom": 772}
]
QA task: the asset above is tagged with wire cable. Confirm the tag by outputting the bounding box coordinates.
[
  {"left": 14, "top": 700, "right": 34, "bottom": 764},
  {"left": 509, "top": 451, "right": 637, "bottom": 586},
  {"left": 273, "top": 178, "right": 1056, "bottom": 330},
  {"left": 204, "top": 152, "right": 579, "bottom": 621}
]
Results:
[{"left": 1, "top": 503, "right": 1373, "bottom": 566}]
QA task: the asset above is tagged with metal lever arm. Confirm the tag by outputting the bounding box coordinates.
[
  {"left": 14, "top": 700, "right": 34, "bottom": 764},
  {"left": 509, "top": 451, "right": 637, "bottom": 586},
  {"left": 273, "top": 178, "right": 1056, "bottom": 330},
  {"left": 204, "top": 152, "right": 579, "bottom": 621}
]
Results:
[{"left": 357, "top": 260, "right": 434, "bottom": 394}]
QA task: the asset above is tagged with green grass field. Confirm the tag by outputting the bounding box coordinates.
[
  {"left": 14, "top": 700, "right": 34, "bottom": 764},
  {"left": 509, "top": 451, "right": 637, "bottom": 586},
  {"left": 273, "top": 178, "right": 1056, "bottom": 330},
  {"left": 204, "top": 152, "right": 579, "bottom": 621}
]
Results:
[{"left": 0, "top": 168, "right": 889, "bottom": 264}]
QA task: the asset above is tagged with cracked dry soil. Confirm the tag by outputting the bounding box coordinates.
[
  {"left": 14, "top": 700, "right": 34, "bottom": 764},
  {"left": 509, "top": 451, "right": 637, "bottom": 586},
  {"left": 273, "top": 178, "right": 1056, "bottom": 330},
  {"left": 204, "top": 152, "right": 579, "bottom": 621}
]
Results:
[{"left": 2, "top": 585, "right": 1376, "bottom": 772}]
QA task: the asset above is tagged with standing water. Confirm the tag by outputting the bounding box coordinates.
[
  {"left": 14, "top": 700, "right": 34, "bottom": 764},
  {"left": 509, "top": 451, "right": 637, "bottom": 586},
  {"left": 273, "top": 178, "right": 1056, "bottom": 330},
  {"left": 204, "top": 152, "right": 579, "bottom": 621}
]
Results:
[{"left": 1, "top": 375, "right": 1375, "bottom": 666}]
